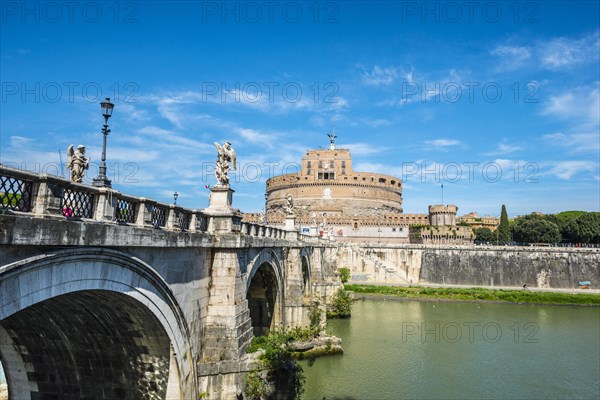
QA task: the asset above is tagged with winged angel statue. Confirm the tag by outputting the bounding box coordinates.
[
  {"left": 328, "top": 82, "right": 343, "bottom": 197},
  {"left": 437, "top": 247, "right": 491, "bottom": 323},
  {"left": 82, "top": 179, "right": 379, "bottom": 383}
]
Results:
[
  {"left": 66, "top": 144, "right": 90, "bottom": 183},
  {"left": 214, "top": 141, "right": 237, "bottom": 186}
]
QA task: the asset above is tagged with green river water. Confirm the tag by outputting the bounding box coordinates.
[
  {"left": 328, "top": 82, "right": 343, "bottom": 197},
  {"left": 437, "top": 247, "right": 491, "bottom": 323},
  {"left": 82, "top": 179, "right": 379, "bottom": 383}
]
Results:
[{"left": 300, "top": 298, "right": 600, "bottom": 400}]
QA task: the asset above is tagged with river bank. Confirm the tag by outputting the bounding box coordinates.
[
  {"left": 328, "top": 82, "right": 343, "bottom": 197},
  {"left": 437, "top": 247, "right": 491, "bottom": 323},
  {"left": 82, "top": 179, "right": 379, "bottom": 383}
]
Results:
[{"left": 345, "top": 284, "right": 600, "bottom": 306}]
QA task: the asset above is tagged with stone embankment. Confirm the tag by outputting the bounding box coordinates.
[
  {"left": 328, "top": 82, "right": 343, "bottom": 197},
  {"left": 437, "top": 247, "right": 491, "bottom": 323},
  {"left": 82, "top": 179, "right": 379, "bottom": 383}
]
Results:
[{"left": 339, "top": 244, "right": 599, "bottom": 289}]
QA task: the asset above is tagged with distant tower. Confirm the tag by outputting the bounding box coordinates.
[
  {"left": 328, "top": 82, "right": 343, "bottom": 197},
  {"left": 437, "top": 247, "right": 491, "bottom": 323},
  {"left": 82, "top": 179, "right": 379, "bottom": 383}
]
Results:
[
  {"left": 428, "top": 205, "right": 458, "bottom": 226},
  {"left": 327, "top": 130, "right": 337, "bottom": 150}
]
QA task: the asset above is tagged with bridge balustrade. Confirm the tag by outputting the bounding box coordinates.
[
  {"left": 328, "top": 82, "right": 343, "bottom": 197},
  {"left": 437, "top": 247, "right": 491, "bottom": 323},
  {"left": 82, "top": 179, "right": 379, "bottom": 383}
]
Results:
[
  {"left": 0, "top": 165, "right": 318, "bottom": 241},
  {"left": 0, "top": 169, "right": 34, "bottom": 212},
  {"left": 0, "top": 165, "right": 210, "bottom": 233}
]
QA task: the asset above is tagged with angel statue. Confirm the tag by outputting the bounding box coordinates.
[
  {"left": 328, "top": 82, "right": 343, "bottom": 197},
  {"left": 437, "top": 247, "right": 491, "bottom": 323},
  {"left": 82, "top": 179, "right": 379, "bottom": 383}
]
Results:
[
  {"left": 214, "top": 141, "right": 237, "bottom": 186},
  {"left": 327, "top": 131, "right": 337, "bottom": 150},
  {"left": 66, "top": 144, "right": 90, "bottom": 183},
  {"left": 283, "top": 194, "right": 295, "bottom": 216}
]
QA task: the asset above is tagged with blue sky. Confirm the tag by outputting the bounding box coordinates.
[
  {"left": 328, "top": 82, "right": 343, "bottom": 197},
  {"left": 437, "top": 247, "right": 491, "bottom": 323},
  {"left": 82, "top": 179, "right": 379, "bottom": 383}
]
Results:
[{"left": 1, "top": 1, "right": 599, "bottom": 217}]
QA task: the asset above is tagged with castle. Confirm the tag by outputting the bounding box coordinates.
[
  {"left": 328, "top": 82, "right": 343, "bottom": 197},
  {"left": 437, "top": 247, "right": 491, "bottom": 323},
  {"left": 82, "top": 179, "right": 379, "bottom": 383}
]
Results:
[{"left": 243, "top": 136, "right": 479, "bottom": 244}]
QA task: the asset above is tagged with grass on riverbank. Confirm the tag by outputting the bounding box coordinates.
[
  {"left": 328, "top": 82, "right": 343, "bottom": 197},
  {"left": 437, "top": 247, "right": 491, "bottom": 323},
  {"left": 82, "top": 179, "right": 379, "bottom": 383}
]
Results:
[{"left": 345, "top": 284, "right": 600, "bottom": 305}]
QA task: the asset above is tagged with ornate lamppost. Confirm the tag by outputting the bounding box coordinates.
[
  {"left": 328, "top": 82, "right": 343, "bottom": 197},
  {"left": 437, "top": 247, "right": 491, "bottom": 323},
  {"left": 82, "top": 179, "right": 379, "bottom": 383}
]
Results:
[
  {"left": 173, "top": 191, "right": 179, "bottom": 205},
  {"left": 263, "top": 192, "right": 268, "bottom": 225},
  {"left": 93, "top": 98, "right": 115, "bottom": 187}
]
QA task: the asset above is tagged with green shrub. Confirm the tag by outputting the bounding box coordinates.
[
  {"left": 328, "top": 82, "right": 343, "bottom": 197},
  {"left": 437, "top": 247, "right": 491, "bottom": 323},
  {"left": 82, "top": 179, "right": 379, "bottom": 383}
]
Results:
[
  {"left": 243, "top": 327, "right": 308, "bottom": 400},
  {"left": 308, "top": 301, "right": 321, "bottom": 328},
  {"left": 339, "top": 267, "right": 351, "bottom": 284},
  {"left": 328, "top": 288, "right": 353, "bottom": 318}
]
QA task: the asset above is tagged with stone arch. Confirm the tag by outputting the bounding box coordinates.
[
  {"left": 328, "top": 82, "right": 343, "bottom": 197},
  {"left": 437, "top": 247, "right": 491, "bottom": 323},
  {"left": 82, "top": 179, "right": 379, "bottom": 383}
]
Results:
[
  {"left": 246, "top": 249, "right": 284, "bottom": 335},
  {"left": 0, "top": 248, "right": 196, "bottom": 400},
  {"left": 300, "top": 247, "right": 313, "bottom": 298}
]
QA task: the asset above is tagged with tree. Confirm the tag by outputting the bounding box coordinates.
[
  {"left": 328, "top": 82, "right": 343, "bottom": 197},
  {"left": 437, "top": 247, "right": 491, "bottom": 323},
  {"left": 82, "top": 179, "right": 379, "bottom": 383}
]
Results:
[
  {"left": 562, "top": 212, "right": 600, "bottom": 244},
  {"left": 512, "top": 215, "right": 560, "bottom": 244},
  {"left": 474, "top": 228, "right": 495, "bottom": 243},
  {"left": 497, "top": 204, "right": 511, "bottom": 243}
]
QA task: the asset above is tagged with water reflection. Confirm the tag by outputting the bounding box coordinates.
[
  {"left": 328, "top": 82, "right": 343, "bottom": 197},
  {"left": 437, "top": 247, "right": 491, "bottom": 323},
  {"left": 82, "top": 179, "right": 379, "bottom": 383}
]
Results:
[{"left": 301, "top": 299, "right": 600, "bottom": 400}]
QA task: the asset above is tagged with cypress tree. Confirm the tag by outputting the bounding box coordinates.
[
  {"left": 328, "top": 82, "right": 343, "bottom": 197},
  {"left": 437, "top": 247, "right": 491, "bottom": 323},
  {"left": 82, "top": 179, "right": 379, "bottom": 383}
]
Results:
[{"left": 497, "top": 204, "right": 511, "bottom": 243}]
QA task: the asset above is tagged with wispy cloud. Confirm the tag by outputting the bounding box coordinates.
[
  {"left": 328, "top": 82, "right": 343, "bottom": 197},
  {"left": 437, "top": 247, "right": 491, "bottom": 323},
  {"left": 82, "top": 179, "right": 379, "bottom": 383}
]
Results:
[
  {"left": 491, "top": 31, "right": 600, "bottom": 71},
  {"left": 236, "top": 128, "right": 276, "bottom": 149},
  {"left": 538, "top": 33, "right": 600, "bottom": 69},
  {"left": 361, "top": 65, "right": 398, "bottom": 86},
  {"left": 490, "top": 46, "right": 531, "bottom": 70},
  {"left": 540, "top": 84, "right": 600, "bottom": 129},
  {"left": 484, "top": 142, "right": 522, "bottom": 156},
  {"left": 548, "top": 161, "right": 598, "bottom": 180},
  {"left": 425, "top": 139, "right": 461, "bottom": 148},
  {"left": 542, "top": 132, "right": 600, "bottom": 154}
]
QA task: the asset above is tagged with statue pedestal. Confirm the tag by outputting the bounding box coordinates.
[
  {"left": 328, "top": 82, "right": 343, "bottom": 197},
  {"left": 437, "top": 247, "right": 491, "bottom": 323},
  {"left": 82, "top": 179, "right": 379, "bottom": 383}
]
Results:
[
  {"left": 284, "top": 215, "right": 298, "bottom": 240},
  {"left": 204, "top": 185, "right": 241, "bottom": 234},
  {"left": 207, "top": 185, "right": 234, "bottom": 209},
  {"left": 284, "top": 215, "right": 296, "bottom": 231}
]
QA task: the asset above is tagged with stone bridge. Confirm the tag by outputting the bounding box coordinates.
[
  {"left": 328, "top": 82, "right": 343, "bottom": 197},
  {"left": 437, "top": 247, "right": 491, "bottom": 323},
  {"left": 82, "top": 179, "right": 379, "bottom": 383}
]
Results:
[{"left": 0, "top": 166, "right": 340, "bottom": 399}]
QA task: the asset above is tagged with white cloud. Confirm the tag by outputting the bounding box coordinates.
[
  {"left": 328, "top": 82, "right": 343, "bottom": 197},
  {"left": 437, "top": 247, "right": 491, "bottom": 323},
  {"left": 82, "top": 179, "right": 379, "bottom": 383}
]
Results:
[
  {"left": 10, "top": 136, "right": 33, "bottom": 146},
  {"left": 542, "top": 132, "right": 600, "bottom": 154},
  {"left": 362, "top": 118, "right": 392, "bottom": 128},
  {"left": 361, "top": 65, "right": 398, "bottom": 86},
  {"left": 491, "top": 31, "right": 600, "bottom": 71},
  {"left": 538, "top": 33, "right": 600, "bottom": 69},
  {"left": 425, "top": 139, "right": 461, "bottom": 148},
  {"left": 490, "top": 45, "right": 532, "bottom": 70},
  {"left": 236, "top": 128, "right": 276, "bottom": 148},
  {"left": 118, "top": 103, "right": 150, "bottom": 123},
  {"left": 548, "top": 161, "right": 598, "bottom": 180},
  {"left": 484, "top": 142, "right": 522, "bottom": 156},
  {"left": 541, "top": 84, "right": 600, "bottom": 129}
]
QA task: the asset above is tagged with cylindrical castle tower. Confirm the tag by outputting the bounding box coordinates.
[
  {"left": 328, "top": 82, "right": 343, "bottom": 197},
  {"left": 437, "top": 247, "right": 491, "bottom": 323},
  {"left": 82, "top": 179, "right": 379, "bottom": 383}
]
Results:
[
  {"left": 265, "top": 147, "right": 403, "bottom": 223},
  {"left": 428, "top": 205, "right": 458, "bottom": 226}
]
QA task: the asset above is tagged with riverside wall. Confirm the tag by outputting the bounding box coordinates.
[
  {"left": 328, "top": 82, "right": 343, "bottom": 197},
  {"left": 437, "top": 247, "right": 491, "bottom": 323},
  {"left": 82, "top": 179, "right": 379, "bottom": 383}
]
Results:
[{"left": 338, "top": 244, "right": 600, "bottom": 289}]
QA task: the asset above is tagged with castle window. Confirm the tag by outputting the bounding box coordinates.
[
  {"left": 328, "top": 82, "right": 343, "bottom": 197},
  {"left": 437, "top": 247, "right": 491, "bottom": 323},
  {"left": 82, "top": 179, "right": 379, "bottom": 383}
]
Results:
[
  {"left": 342, "top": 161, "right": 346, "bottom": 168},
  {"left": 307, "top": 169, "right": 311, "bottom": 175},
  {"left": 307, "top": 161, "right": 311, "bottom": 168},
  {"left": 318, "top": 172, "right": 334, "bottom": 180},
  {"left": 379, "top": 178, "right": 386, "bottom": 183},
  {"left": 342, "top": 168, "right": 346, "bottom": 175},
  {"left": 318, "top": 161, "right": 323, "bottom": 168}
]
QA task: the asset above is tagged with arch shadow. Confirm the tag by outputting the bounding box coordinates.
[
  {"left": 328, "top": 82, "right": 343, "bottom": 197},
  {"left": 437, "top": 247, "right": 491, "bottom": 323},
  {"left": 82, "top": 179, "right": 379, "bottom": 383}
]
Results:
[
  {"left": 246, "top": 249, "right": 285, "bottom": 336},
  {"left": 0, "top": 247, "right": 196, "bottom": 400}
]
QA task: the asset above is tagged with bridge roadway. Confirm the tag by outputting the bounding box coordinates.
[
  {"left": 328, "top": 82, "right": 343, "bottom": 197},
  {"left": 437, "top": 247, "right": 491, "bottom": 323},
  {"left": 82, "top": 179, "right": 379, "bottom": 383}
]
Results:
[{"left": 0, "top": 165, "right": 340, "bottom": 399}]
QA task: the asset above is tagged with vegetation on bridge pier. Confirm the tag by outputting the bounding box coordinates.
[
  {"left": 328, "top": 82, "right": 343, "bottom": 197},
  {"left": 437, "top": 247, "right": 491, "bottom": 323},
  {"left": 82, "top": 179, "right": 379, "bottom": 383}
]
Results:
[{"left": 243, "top": 325, "right": 343, "bottom": 399}]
